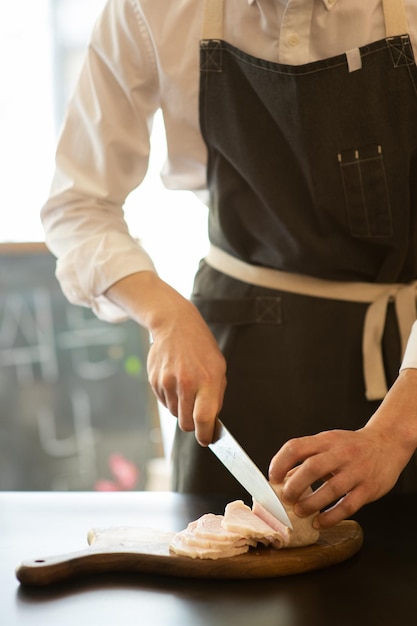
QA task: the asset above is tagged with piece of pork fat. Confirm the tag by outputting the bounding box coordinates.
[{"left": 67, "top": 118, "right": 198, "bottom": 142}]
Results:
[
  {"left": 222, "top": 500, "right": 290, "bottom": 548},
  {"left": 252, "top": 482, "right": 320, "bottom": 548},
  {"left": 169, "top": 513, "right": 253, "bottom": 559},
  {"left": 186, "top": 514, "right": 255, "bottom": 546},
  {"left": 170, "top": 533, "right": 250, "bottom": 559}
]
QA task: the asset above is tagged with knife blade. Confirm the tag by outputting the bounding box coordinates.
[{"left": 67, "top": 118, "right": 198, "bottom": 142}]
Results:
[{"left": 208, "top": 419, "right": 292, "bottom": 529}]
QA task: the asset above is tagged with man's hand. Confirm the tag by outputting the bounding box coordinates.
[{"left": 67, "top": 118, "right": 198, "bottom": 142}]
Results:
[
  {"left": 269, "top": 369, "right": 417, "bottom": 528},
  {"left": 106, "top": 271, "right": 226, "bottom": 445},
  {"left": 269, "top": 427, "right": 403, "bottom": 529},
  {"left": 146, "top": 294, "right": 226, "bottom": 446}
]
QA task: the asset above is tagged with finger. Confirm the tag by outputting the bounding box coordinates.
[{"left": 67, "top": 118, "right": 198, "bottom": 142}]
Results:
[
  {"left": 269, "top": 436, "right": 323, "bottom": 483},
  {"left": 147, "top": 369, "right": 172, "bottom": 413},
  {"left": 192, "top": 386, "right": 221, "bottom": 446},
  {"left": 147, "top": 348, "right": 180, "bottom": 415},
  {"left": 177, "top": 379, "right": 222, "bottom": 438},
  {"left": 292, "top": 473, "right": 354, "bottom": 517},
  {"left": 151, "top": 382, "right": 179, "bottom": 418},
  {"left": 313, "top": 489, "right": 364, "bottom": 529},
  {"left": 280, "top": 453, "right": 341, "bottom": 504},
  {"left": 150, "top": 383, "right": 171, "bottom": 413},
  {"left": 177, "top": 392, "right": 196, "bottom": 433}
]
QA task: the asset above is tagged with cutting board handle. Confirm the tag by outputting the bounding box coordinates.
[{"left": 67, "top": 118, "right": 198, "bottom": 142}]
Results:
[{"left": 16, "top": 548, "right": 140, "bottom": 586}]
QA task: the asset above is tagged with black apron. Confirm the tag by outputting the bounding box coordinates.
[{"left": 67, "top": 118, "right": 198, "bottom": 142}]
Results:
[{"left": 172, "top": 0, "right": 417, "bottom": 500}]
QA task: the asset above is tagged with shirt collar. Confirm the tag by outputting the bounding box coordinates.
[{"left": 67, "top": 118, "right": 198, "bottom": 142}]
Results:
[{"left": 248, "top": 0, "right": 340, "bottom": 8}]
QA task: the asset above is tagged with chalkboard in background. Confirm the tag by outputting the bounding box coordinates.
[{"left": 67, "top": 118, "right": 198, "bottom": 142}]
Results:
[{"left": 0, "top": 243, "right": 162, "bottom": 491}]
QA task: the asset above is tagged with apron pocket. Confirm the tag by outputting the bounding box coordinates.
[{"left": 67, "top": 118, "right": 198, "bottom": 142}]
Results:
[{"left": 338, "top": 144, "right": 393, "bottom": 238}]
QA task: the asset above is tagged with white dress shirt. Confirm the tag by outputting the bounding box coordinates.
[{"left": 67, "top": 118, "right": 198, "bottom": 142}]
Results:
[{"left": 41, "top": 0, "right": 417, "bottom": 332}]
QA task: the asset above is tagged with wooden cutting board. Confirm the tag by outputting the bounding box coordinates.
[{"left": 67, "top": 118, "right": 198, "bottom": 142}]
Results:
[{"left": 16, "top": 520, "right": 363, "bottom": 586}]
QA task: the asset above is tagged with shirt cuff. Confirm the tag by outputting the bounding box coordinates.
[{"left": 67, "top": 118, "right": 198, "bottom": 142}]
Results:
[
  {"left": 55, "top": 232, "right": 157, "bottom": 323},
  {"left": 400, "top": 320, "right": 417, "bottom": 371}
]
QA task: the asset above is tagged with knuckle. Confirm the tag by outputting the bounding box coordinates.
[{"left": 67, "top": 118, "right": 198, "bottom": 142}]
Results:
[
  {"left": 194, "top": 413, "right": 213, "bottom": 426},
  {"left": 167, "top": 398, "right": 179, "bottom": 416},
  {"left": 176, "top": 370, "right": 195, "bottom": 391},
  {"left": 326, "top": 479, "right": 343, "bottom": 500},
  {"left": 324, "top": 471, "right": 352, "bottom": 498},
  {"left": 335, "top": 496, "right": 357, "bottom": 519},
  {"left": 157, "top": 370, "right": 177, "bottom": 392},
  {"left": 302, "top": 455, "right": 322, "bottom": 476},
  {"left": 282, "top": 438, "right": 300, "bottom": 458}
]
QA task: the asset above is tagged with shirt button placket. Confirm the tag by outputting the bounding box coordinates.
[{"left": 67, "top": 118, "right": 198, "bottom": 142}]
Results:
[
  {"left": 279, "top": 0, "right": 315, "bottom": 64},
  {"left": 287, "top": 34, "right": 300, "bottom": 47}
]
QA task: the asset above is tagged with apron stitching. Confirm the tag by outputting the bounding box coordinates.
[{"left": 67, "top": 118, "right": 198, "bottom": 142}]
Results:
[
  {"left": 201, "top": 37, "right": 412, "bottom": 78},
  {"left": 357, "top": 162, "right": 370, "bottom": 237},
  {"left": 206, "top": 42, "right": 348, "bottom": 76},
  {"left": 338, "top": 146, "right": 394, "bottom": 239},
  {"left": 379, "top": 152, "right": 394, "bottom": 232},
  {"left": 387, "top": 36, "right": 415, "bottom": 66},
  {"left": 340, "top": 154, "right": 389, "bottom": 167},
  {"left": 255, "top": 297, "right": 282, "bottom": 324},
  {"left": 201, "top": 40, "right": 223, "bottom": 72},
  {"left": 405, "top": 61, "right": 417, "bottom": 97}
]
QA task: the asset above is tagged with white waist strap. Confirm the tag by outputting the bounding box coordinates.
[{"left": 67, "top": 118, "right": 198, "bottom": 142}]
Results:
[{"left": 205, "top": 245, "right": 417, "bottom": 400}]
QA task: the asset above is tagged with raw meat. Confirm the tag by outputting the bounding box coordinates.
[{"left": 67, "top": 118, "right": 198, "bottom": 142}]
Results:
[
  {"left": 267, "top": 481, "right": 320, "bottom": 548},
  {"left": 169, "top": 483, "right": 320, "bottom": 559},
  {"left": 180, "top": 514, "right": 254, "bottom": 547},
  {"left": 223, "top": 500, "right": 290, "bottom": 548},
  {"left": 169, "top": 513, "right": 252, "bottom": 559},
  {"left": 169, "top": 534, "right": 250, "bottom": 559}
]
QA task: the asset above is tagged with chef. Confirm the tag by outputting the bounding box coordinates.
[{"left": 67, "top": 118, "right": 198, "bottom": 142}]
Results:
[{"left": 42, "top": 0, "right": 417, "bottom": 529}]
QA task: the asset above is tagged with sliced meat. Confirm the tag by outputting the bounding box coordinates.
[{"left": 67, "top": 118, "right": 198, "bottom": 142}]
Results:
[
  {"left": 170, "top": 532, "right": 250, "bottom": 559},
  {"left": 182, "top": 515, "right": 252, "bottom": 547},
  {"left": 222, "top": 500, "right": 290, "bottom": 547},
  {"left": 189, "top": 513, "right": 252, "bottom": 542},
  {"left": 252, "top": 481, "right": 320, "bottom": 548},
  {"left": 169, "top": 513, "right": 253, "bottom": 559},
  {"left": 169, "top": 483, "right": 320, "bottom": 560},
  {"left": 250, "top": 499, "right": 292, "bottom": 545}
]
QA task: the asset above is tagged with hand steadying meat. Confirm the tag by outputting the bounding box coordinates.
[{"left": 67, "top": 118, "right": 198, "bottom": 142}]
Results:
[
  {"left": 269, "top": 369, "right": 417, "bottom": 529},
  {"left": 105, "top": 271, "right": 226, "bottom": 446}
]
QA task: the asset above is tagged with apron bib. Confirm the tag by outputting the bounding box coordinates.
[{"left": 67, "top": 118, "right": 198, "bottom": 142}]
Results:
[{"left": 172, "top": 0, "right": 417, "bottom": 498}]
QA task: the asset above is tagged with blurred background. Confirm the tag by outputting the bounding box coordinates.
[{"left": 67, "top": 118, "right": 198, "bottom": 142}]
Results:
[{"left": 0, "top": 0, "right": 209, "bottom": 491}]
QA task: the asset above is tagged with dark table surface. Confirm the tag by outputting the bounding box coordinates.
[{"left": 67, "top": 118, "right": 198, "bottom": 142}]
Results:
[{"left": 1, "top": 490, "right": 417, "bottom": 626}]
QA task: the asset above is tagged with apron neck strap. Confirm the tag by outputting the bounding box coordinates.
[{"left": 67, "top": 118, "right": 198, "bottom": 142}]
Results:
[
  {"left": 382, "top": 0, "right": 409, "bottom": 37},
  {"left": 201, "top": 0, "right": 409, "bottom": 42},
  {"left": 201, "top": 0, "right": 224, "bottom": 40}
]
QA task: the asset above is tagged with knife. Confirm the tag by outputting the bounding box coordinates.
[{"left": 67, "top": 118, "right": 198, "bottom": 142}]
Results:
[{"left": 208, "top": 419, "right": 292, "bottom": 529}]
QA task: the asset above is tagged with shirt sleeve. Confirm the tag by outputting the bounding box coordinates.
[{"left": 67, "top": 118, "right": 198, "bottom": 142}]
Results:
[{"left": 41, "top": 0, "right": 161, "bottom": 322}]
